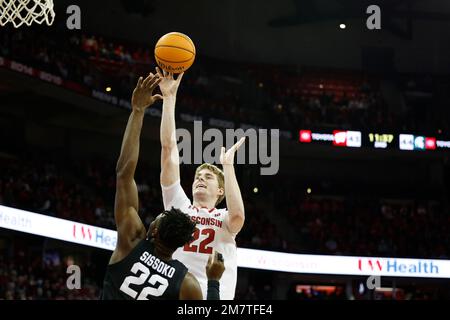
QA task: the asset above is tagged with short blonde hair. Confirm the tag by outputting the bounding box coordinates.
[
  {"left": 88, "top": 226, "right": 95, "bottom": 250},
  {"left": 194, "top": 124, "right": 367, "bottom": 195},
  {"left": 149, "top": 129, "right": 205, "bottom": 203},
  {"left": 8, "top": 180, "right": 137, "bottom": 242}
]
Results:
[{"left": 195, "top": 163, "right": 225, "bottom": 206}]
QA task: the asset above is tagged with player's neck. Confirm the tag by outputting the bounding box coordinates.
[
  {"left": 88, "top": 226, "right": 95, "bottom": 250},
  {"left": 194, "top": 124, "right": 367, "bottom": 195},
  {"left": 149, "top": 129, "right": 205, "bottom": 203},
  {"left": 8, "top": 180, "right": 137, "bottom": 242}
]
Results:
[
  {"left": 153, "top": 241, "right": 173, "bottom": 261},
  {"left": 193, "top": 199, "right": 216, "bottom": 210}
]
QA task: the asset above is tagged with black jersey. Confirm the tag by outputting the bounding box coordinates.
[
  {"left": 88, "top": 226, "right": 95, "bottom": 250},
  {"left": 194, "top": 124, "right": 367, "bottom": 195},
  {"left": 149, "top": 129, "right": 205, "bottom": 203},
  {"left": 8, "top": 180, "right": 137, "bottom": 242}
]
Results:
[{"left": 101, "top": 237, "right": 188, "bottom": 300}]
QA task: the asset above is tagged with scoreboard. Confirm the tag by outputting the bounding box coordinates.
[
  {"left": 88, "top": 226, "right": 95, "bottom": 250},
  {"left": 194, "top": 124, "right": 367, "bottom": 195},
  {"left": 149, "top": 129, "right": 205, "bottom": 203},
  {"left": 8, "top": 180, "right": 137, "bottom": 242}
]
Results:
[
  {"left": 299, "top": 129, "right": 450, "bottom": 152},
  {"left": 368, "top": 133, "right": 394, "bottom": 149}
]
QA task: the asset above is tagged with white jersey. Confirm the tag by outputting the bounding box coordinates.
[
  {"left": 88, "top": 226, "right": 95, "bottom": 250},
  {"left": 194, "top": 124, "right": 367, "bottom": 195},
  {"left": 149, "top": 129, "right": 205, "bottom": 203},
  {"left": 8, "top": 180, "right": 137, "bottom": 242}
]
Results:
[{"left": 162, "top": 181, "right": 237, "bottom": 300}]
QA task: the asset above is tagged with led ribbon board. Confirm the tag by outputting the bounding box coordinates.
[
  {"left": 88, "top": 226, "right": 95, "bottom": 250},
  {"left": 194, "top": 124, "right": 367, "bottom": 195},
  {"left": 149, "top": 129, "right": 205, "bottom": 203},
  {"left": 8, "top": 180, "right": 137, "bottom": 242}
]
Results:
[{"left": 2, "top": 205, "right": 450, "bottom": 278}]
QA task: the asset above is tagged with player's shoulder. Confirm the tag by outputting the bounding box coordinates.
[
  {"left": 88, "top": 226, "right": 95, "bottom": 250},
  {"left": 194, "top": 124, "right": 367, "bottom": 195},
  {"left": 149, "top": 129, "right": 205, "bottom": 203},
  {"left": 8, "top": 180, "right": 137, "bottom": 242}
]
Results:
[
  {"left": 216, "top": 207, "right": 229, "bottom": 214},
  {"left": 179, "top": 271, "right": 203, "bottom": 300}
]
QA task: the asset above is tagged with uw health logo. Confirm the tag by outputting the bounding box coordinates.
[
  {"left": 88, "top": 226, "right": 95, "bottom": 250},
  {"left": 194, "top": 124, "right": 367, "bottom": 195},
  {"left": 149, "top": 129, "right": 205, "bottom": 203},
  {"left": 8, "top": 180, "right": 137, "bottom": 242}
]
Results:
[
  {"left": 72, "top": 223, "right": 117, "bottom": 248},
  {"left": 73, "top": 224, "right": 92, "bottom": 240},
  {"left": 358, "top": 258, "right": 383, "bottom": 272},
  {"left": 358, "top": 258, "right": 439, "bottom": 275}
]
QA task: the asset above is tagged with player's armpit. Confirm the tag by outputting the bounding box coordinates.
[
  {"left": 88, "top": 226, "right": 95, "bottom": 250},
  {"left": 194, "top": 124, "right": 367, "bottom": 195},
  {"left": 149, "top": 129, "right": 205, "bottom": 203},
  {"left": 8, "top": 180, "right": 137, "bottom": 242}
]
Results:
[
  {"left": 110, "top": 206, "right": 146, "bottom": 264},
  {"left": 161, "top": 179, "right": 191, "bottom": 211}
]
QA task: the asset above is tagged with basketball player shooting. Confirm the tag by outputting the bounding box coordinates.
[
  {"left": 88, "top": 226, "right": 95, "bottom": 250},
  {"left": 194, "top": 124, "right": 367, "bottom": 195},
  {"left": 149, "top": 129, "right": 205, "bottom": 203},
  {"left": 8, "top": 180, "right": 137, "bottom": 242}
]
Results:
[
  {"left": 157, "top": 67, "right": 246, "bottom": 300},
  {"left": 101, "top": 73, "right": 225, "bottom": 300}
]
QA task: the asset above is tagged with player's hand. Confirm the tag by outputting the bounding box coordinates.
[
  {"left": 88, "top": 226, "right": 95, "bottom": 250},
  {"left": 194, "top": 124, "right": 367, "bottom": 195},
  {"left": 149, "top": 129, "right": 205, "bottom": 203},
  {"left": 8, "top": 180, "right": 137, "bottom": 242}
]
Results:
[
  {"left": 131, "top": 73, "right": 162, "bottom": 112},
  {"left": 206, "top": 250, "right": 225, "bottom": 281},
  {"left": 220, "top": 137, "right": 246, "bottom": 166},
  {"left": 156, "top": 67, "right": 184, "bottom": 98}
]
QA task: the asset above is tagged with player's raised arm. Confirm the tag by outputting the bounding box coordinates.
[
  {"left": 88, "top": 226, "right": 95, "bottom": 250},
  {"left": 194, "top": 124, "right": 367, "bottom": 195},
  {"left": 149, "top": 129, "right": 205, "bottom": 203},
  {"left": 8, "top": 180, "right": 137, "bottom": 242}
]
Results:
[
  {"left": 113, "top": 73, "right": 162, "bottom": 259},
  {"left": 220, "top": 138, "right": 246, "bottom": 234},
  {"left": 157, "top": 67, "right": 184, "bottom": 188}
]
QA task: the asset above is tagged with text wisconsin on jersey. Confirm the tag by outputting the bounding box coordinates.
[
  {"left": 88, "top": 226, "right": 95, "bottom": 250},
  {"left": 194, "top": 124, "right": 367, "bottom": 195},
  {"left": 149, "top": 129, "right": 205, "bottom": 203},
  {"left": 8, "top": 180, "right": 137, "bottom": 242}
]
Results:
[{"left": 190, "top": 216, "right": 223, "bottom": 228}]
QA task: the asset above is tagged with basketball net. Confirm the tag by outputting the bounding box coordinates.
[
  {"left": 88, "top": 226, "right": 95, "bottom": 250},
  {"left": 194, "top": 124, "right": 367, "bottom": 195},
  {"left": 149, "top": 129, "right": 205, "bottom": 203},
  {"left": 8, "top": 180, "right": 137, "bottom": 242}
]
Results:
[{"left": 0, "top": 0, "right": 55, "bottom": 28}]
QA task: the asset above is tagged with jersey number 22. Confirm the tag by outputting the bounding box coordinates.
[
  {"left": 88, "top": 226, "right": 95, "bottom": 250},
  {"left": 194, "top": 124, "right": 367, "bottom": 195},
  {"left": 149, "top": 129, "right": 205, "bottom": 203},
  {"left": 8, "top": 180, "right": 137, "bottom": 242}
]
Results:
[
  {"left": 183, "top": 228, "right": 215, "bottom": 254},
  {"left": 120, "top": 262, "right": 168, "bottom": 299}
]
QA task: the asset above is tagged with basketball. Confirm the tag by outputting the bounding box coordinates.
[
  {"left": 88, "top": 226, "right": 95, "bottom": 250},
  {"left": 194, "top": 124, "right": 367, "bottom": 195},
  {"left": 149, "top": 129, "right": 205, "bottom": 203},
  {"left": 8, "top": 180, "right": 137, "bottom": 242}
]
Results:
[{"left": 154, "top": 32, "right": 196, "bottom": 73}]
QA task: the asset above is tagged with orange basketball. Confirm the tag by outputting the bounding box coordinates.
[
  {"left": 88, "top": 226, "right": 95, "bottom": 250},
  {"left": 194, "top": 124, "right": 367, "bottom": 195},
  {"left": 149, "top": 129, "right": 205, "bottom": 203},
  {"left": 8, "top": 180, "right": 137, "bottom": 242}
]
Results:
[{"left": 154, "top": 32, "right": 196, "bottom": 74}]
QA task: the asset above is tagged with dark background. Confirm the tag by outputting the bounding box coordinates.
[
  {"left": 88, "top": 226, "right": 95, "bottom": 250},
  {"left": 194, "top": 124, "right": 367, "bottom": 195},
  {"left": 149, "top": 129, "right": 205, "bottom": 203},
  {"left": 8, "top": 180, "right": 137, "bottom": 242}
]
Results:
[{"left": 0, "top": 0, "right": 449, "bottom": 300}]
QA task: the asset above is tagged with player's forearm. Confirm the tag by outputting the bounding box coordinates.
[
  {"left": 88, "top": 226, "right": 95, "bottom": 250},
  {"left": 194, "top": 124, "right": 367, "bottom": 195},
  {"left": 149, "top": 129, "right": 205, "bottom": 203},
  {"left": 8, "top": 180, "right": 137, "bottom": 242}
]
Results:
[
  {"left": 223, "top": 165, "right": 245, "bottom": 231},
  {"left": 160, "top": 96, "right": 177, "bottom": 148},
  {"left": 116, "top": 110, "right": 145, "bottom": 178}
]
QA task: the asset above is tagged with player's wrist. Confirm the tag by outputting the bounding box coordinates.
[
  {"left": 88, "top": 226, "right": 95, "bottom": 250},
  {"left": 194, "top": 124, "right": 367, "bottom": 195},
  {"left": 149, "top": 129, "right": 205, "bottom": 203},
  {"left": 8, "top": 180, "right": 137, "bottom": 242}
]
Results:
[
  {"left": 221, "top": 163, "right": 234, "bottom": 167},
  {"left": 162, "top": 94, "right": 177, "bottom": 101},
  {"left": 131, "top": 105, "right": 146, "bottom": 114},
  {"left": 207, "top": 280, "right": 220, "bottom": 300},
  {"left": 208, "top": 279, "right": 220, "bottom": 284},
  {"left": 222, "top": 163, "right": 235, "bottom": 171}
]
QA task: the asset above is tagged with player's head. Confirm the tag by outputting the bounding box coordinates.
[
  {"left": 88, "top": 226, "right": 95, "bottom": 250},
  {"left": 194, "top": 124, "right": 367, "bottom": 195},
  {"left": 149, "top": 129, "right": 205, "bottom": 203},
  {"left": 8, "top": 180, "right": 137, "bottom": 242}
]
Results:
[
  {"left": 149, "top": 207, "right": 196, "bottom": 251},
  {"left": 192, "top": 163, "right": 225, "bottom": 206}
]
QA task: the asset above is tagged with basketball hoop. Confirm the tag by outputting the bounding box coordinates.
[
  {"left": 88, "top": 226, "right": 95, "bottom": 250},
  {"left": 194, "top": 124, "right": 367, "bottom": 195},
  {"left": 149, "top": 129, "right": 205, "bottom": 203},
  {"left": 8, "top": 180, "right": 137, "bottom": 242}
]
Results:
[{"left": 0, "top": 0, "right": 55, "bottom": 28}]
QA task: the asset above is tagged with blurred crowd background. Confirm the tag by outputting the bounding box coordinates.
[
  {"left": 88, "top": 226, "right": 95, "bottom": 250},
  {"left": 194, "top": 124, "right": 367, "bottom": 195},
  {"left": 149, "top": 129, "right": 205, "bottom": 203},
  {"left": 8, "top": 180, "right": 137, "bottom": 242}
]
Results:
[{"left": 1, "top": 0, "right": 450, "bottom": 300}]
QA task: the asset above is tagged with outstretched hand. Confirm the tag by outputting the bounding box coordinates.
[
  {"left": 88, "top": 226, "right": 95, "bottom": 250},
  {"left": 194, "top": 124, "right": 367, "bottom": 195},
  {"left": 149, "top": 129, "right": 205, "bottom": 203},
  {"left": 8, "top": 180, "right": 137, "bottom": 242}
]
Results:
[
  {"left": 131, "top": 72, "right": 162, "bottom": 112},
  {"left": 156, "top": 67, "right": 184, "bottom": 98},
  {"left": 220, "top": 137, "right": 246, "bottom": 166}
]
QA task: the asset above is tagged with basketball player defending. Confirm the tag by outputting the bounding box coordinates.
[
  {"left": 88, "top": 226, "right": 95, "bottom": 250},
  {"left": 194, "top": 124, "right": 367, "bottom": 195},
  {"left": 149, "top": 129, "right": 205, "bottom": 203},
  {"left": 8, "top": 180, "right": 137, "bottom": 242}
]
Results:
[
  {"left": 157, "top": 68, "right": 245, "bottom": 300},
  {"left": 102, "top": 73, "right": 224, "bottom": 300}
]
